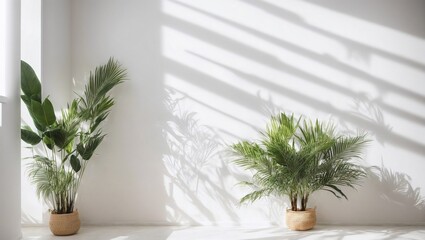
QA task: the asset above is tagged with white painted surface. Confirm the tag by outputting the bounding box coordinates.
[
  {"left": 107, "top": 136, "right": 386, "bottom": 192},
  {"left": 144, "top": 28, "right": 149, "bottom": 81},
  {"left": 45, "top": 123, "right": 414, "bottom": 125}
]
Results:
[
  {"left": 21, "top": 226, "right": 425, "bottom": 240},
  {"left": 41, "top": 0, "right": 72, "bottom": 107},
  {"left": 0, "top": 0, "right": 21, "bottom": 239},
  {"left": 21, "top": 0, "right": 425, "bottom": 226},
  {"left": 0, "top": 0, "right": 5, "bottom": 98},
  {"left": 20, "top": 0, "right": 74, "bottom": 226},
  {"left": 20, "top": 0, "right": 46, "bottom": 226}
]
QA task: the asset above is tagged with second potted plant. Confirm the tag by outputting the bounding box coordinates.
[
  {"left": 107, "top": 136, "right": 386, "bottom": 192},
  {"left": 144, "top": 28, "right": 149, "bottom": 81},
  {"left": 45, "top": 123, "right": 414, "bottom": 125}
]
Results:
[
  {"left": 21, "top": 58, "right": 126, "bottom": 235},
  {"left": 231, "top": 113, "right": 368, "bottom": 230}
]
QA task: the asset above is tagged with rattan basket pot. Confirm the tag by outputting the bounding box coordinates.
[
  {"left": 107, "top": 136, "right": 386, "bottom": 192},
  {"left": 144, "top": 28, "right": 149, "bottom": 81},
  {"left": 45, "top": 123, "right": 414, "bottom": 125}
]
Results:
[
  {"left": 49, "top": 210, "right": 80, "bottom": 236},
  {"left": 286, "top": 208, "right": 316, "bottom": 231}
]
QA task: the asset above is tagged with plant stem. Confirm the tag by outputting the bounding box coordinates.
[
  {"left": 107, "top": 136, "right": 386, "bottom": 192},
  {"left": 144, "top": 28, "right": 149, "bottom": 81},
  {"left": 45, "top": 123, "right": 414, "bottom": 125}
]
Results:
[{"left": 291, "top": 195, "right": 298, "bottom": 211}]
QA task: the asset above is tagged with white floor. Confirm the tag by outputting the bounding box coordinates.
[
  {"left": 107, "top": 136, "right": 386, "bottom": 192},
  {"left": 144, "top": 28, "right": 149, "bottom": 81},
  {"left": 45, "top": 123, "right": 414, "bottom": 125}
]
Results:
[{"left": 22, "top": 225, "right": 425, "bottom": 240}]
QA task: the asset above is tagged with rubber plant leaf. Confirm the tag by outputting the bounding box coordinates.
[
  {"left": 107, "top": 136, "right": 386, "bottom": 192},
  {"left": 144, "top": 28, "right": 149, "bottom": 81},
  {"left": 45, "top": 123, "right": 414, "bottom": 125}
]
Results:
[
  {"left": 70, "top": 155, "right": 81, "bottom": 173},
  {"left": 30, "top": 100, "right": 46, "bottom": 129},
  {"left": 21, "top": 95, "right": 32, "bottom": 108},
  {"left": 42, "top": 98, "right": 56, "bottom": 126},
  {"left": 30, "top": 98, "right": 56, "bottom": 128},
  {"left": 21, "top": 60, "right": 41, "bottom": 102},
  {"left": 21, "top": 129, "right": 42, "bottom": 145},
  {"left": 77, "top": 134, "right": 104, "bottom": 160},
  {"left": 44, "top": 128, "right": 67, "bottom": 149},
  {"left": 43, "top": 136, "right": 55, "bottom": 150}
]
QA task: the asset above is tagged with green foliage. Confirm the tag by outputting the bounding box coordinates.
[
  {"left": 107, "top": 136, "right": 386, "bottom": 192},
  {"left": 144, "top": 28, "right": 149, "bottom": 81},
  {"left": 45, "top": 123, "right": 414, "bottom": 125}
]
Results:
[
  {"left": 21, "top": 58, "right": 126, "bottom": 214},
  {"left": 21, "top": 61, "right": 41, "bottom": 104},
  {"left": 21, "top": 128, "right": 42, "bottom": 145},
  {"left": 30, "top": 98, "right": 56, "bottom": 128},
  {"left": 231, "top": 113, "right": 368, "bottom": 211},
  {"left": 70, "top": 155, "right": 81, "bottom": 173},
  {"left": 77, "top": 133, "right": 105, "bottom": 160}
]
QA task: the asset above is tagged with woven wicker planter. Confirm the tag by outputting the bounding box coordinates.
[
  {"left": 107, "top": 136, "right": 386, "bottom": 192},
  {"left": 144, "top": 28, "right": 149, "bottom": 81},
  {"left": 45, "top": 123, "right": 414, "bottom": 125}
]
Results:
[
  {"left": 49, "top": 211, "right": 80, "bottom": 236},
  {"left": 286, "top": 208, "right": 316, "bottom": 231}
]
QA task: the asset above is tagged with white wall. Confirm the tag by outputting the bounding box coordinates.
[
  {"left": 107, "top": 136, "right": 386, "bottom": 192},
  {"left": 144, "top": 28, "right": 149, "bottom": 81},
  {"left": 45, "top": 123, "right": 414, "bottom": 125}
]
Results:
[
  {"left": 20, "top": 0, "right": 44, "bottom": 226},
  {"left": 23, "top": 0, "right": 425, "bottom": 226},
  {"left": 42, "top": 0, "right": 72, "bottom": 107},
  {"left": 21, "top": 0, "right": 73, "bottom": 226},
  {"left": 0, "top": 0, "right": 22, "bottom": 239}
]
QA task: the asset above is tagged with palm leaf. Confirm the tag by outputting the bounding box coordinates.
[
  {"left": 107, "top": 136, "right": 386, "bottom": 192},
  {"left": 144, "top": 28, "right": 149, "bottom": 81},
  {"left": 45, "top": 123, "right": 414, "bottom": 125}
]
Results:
[
  {"left": 80, "top": 58, "right": 126, "bottom": 120},
  {"left": 231, "top": 112, "right": 368, "bottom": 210}
]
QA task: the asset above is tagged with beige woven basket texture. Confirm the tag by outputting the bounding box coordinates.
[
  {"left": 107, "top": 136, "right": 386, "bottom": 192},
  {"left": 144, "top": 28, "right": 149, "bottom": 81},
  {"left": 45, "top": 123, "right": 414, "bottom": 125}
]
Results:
[
  {"left": 286, "top": 208, "right": 316, "bottom": 231},
  {"left": 49, "top": 210, "right": 81, "bottom": 236}
]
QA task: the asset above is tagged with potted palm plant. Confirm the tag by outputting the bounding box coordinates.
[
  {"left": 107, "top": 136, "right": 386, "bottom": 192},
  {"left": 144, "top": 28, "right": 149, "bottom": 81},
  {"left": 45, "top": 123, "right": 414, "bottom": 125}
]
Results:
[
  {"left": 231, "top": 113, "right": 368, "bottom": 230},
  {"left": 20, "top": 58, "right": 126, "bottom": 235}
]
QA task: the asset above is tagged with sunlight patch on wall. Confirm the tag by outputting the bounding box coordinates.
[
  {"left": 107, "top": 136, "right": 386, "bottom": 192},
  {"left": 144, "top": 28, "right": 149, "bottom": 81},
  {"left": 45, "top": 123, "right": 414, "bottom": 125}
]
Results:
[
  {"left": 161, "top": 26, "right": 359, "bottom": 114},
  {"left": 167, "top": 0, "right": 347, "bottom": 60},
  {"left": 163, "top": 0, "right": 425, "bottom": 137},
  {"left": 161, "top": 82, "right": 282, "bottom": 226},
  {"left": 161, "top": 0, "right": 425, "bottom": 225},
  {"left": 370, "top": 55, "right": 425, "bottom": 98},
  {"left": 267, "top": 0, "right": 425, "bottom": 64},
  {"left": 164, "top": 73, "right": 260, "bottom": 138},
  {"left": 162, "top": 0, "right": 360, "bottom": 97}
]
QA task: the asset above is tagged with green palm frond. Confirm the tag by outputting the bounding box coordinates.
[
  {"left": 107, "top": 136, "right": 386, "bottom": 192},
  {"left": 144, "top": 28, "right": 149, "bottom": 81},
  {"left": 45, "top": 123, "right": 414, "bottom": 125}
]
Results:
[
  {"left": 80, "top": 58, "right": 126, "bottom": 120},
  {"left": 77, "top": 133, "right": 105, "bottom": 160},
  {"left": 232, "top": 142, "right": 268, "bottom": 169},
  {"left": 326, "top": 135, "right": 369, "bottom": 162},
  {"left": 27, "top": 156, "right": 54, "bottom": 200},
  {"left": 231, "top": 112, "right": 368, "bottom": 211}
]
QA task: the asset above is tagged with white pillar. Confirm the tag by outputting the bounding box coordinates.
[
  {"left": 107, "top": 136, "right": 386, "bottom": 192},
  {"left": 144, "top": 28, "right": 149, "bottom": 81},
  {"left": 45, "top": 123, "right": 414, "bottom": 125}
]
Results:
[{"left": 0, "top": 0, "right": 22, "bottom": 239}]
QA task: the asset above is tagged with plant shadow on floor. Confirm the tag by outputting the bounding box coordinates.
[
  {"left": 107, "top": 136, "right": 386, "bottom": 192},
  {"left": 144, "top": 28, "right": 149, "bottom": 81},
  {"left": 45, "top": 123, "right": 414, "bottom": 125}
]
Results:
[
  {"left": 22, "top": 227, "right": 176, "bottom": 240},
  {"left": 238, "top": 226, "right": 425, "bottom": 240}
]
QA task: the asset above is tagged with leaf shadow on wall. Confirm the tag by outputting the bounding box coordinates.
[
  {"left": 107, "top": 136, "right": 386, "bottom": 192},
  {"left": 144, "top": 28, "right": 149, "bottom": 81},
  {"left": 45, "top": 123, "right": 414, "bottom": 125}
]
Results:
[
  {"left": 162, "top": 87, "right": 242, "bottom": 225},
  {"left": 340, "top": 93, "right": 393, "bottom": 145},
  {"left": 313, "top": 163, "right": 425, "bottom": 226},
  {"left": 242, "top": 0, "right": 425, "bottom": 72},
  {"left": 303, "top": 0, "right": 425, "bottom": 39},
  {"left": 163, "top": 0, "right": 425, "bottom": 225},
  {"left": 344, "top": 94, "right": 424, "bottom": 219},
  {"left": 314, "top": 95, "right": 424, "bottom": 224},
  {"left": 307, "top": 169, "right": 423, "bottom": 234},
  {"left": 368, "top": 164, "right": 425, "bottom": 217}
]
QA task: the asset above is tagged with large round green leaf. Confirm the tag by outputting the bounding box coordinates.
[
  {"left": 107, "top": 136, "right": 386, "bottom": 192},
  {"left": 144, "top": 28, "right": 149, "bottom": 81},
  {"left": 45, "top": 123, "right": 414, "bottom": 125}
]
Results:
[
  {"left": 70, "top": 155, "right": 81, "bottom": 173},
  {"left": 44, "top": 128, "right": 67, "bottom": 148},
  {"left": 21, "top": 129, "right": 42, "bottom": 145},
  {"left": 21, "top": 60, "right": 41, "bottom": 102},
  {"left": 30, "top": 98, "right": 56, "bottom": 128}
]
